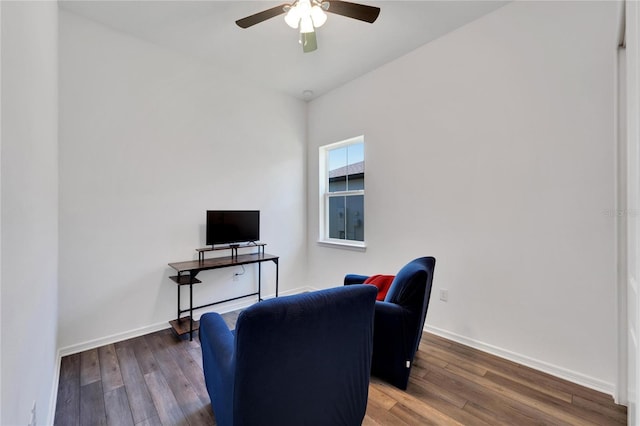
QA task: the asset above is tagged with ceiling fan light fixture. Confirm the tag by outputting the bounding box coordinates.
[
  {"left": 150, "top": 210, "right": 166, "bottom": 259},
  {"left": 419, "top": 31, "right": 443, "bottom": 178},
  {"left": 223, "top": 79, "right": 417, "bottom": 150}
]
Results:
[
  {"left": 284, "top": 5, "right": 301, "bottom": 28},
  {"left": 310, "top": 5, "right": 327, "bottom": 27}
]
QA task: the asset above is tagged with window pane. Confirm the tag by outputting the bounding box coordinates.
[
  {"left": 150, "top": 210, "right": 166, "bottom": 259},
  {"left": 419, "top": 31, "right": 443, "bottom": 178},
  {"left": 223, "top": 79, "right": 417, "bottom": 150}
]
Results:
[
  {"left": 328, "top": 195, "right": 364, "bottom": 242},
  {"left": 328, "top": 146, "right": 348, "bottom": 170},
  {"left": 328, "top": 143, "right": 364, "bottom": 193},
  {"left": 345, "top": 195, "right": 364, "bottom": 241},
  {"left": 328, "top": 147, "right": 347, "bottom": 193},
  {"left": 328, "top": 176, "right": 347, "bottom": 192},
  {"left": 328, "top": 196, "right": 346, "bottom": 239},
  {"left": 346, "top": 143, "right": 364, "bottom": 191}
]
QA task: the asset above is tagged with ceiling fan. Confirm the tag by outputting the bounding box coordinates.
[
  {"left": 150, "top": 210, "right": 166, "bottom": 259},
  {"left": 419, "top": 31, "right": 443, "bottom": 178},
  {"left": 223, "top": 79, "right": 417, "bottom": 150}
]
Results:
[{"left": 236, "top": 0, "right": 380, "bottom": 53}]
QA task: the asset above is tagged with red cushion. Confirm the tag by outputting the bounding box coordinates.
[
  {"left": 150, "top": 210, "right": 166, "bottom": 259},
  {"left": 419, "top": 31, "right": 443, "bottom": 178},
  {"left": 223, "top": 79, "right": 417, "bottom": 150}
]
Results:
[{"left": 363, "top": 275, "right": 395, "bottom": 301}]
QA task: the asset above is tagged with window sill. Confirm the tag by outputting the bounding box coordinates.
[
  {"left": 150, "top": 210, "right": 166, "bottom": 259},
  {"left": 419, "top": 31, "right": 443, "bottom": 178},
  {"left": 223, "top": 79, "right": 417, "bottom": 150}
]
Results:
[{"left": 317, "top": 239, "right": 367, "bottom": 252}]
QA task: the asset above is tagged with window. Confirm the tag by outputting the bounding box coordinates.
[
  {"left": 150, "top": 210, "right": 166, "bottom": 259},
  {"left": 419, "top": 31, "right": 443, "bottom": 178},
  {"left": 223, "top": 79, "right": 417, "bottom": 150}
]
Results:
[{"left": 319, "top": 136, "right": 365, "bottom": 248}]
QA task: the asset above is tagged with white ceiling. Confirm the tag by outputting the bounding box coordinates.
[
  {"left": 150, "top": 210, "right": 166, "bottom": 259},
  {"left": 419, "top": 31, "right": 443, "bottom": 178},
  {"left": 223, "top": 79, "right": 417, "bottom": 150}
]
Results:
[{"left": 59, "top": 0, "right": 508, "bottom": 100}]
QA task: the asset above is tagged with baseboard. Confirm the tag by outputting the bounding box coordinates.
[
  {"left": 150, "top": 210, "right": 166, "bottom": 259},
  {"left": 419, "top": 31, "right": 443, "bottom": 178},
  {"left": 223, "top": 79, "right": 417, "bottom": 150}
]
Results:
[
  {"left": 58, "top": 321, "right": 171, "bottom": 358},
  {"left": 425, "top": 325, "right": 616, "bottom": 398},
  {"left": 48, "top": 351, "right": 62, "bottom": 425}
]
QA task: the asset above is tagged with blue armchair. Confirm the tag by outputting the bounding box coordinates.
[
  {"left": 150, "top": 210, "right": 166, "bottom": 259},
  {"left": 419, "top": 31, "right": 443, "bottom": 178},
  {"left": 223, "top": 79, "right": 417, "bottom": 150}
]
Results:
[
  {"left": 199, "top": 285, "right": 378, "bottom": 426},
  {"left": 344, "top": 257, "right": 436, "bottom": 390}
]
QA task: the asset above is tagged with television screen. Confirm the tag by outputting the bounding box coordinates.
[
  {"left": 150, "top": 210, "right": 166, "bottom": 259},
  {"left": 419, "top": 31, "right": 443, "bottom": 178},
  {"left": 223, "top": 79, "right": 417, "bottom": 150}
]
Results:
[{"left": 206, "top": 210, "right": 260, "bottom": 246}]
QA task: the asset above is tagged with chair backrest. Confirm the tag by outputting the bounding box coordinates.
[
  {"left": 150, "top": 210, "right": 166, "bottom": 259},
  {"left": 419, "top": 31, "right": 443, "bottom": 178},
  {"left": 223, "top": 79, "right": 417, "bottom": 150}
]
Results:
[
  {"left": 384, "top": 257, "right": 436, "bottom": 353},
  {"left": 232, "top": 285, "right": 377, "bottom": 426}
]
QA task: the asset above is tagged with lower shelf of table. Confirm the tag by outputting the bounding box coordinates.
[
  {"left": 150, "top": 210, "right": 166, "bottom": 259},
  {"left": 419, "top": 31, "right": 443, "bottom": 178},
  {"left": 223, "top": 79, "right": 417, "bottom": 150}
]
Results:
[
  {"left": 169, "top": 316, "right": 199, "bottom": 336},
  {"left": 169, "top": 275, "right": 202, "bottom": 285}
]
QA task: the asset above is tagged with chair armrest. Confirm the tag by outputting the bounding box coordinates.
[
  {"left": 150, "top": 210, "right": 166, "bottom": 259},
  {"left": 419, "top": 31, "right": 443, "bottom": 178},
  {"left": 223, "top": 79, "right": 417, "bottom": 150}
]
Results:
[
  {"left": 371, "top": 301, "right": 416, "bottom": 389},
  {"left": 344, "top": 274, "right": 370, "bottom": 285},
  {"left": 373, "top": 302, "right": 410, "bottom": 351},
  {"left": 200, "top": 312, "right": 235, "bottom": 372},
  {"left": 373, "top": 301, "right": 409, "bottom": 330},
  {"left": 199, "top": 313, "right": 236, "bottom": 426},
  {"left": 374, "top": 301, "right": 417, "bottom": 353}
]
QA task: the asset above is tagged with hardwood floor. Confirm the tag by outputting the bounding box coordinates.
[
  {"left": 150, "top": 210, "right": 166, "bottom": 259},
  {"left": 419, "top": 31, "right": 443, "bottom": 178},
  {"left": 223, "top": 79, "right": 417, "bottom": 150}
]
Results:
[{"left": 55, "top": 315, "right": 626, "bottom": 425}]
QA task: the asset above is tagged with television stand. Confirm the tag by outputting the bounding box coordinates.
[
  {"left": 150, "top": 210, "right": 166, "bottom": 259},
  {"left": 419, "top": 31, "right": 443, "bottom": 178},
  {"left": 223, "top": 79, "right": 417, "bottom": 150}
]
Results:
[
  {"left": 196, "top": 242, "right": 266, "bottom": 261},
  {"left": 168, "top": 243, "right": 277, "bottom": 340}
]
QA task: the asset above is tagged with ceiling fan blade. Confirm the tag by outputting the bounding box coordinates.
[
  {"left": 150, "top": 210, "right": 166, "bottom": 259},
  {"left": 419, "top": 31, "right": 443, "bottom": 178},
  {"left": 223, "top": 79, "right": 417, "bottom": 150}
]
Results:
[
  {"left": 301, "top": 31, "right": 318, "bottom": 53},
  {"left": 236, "top": 4, "right": 289, "bottom": 29},
  {"left": 325, "top": 1, "right": 380, "bottom": 23}
]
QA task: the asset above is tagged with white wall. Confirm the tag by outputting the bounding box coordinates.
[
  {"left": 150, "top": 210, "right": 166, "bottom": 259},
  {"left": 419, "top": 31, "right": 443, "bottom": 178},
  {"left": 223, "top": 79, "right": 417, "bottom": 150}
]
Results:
[
  {"left": 625, "top": 0, "right": 640, "bottom": 419},
  {"left": 307, "top": 1, "right": 619, "bottom": 394},
  {"left": 58, "top": 11, "right": 307, "bottom": 351},
  {"left": 1, "top": 4, "right": 4, "bottom": 422},
  {"left": 1, "top": 1, "right": 59, "bottom": 425}
]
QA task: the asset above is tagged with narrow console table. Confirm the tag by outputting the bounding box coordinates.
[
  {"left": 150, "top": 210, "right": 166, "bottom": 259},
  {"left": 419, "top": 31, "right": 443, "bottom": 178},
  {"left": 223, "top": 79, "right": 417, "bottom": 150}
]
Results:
[{"left": 168, "top": 247, "right": 279, "bottom": 340}]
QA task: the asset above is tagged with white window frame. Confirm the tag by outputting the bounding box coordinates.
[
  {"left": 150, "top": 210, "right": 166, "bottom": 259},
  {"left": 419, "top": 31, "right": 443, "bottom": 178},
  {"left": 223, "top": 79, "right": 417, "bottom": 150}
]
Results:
[{"left": 318, "top": 136, "right": 366, "bottom": 249}]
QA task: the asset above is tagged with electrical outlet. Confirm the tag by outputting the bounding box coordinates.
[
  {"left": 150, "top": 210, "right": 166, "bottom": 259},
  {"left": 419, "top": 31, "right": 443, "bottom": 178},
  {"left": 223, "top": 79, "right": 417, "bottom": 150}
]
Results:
[
  {"left": 28, "top": 401, "right": 36, "bottom": 426},
  {"left": 439, "top": 289, "right": 448, "bottom": 302}
]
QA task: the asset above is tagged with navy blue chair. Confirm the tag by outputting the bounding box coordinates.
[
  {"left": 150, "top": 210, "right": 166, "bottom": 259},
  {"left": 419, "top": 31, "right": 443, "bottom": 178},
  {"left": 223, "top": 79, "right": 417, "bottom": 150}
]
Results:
[
  {"left": 344, "top": 257, "right": 436, "bottom": 390},
  {"left": 199, "top": 285, "right": 378, "bottom": 426}
]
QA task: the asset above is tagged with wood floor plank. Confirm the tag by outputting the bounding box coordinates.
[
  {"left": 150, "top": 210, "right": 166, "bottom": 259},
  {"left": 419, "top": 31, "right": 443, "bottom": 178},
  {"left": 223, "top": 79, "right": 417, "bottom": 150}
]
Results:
[
  {"left": 437, "top": 336, "right": 524, "bottom": 373},
  {"left": 407, "top": 375, "right": 492, "bottom": 426},
  {"left": 373, "top": 377, "right": 465, "bottom": 426},
  {"left": 388, "top": 401, "right": 441, "bottom": 426},
  {"left": 484, "top": 363, "right": 574, "bottom": 403},
  {"left": 144, "top": 331, "right": 215, "bottom": 426},
  {"left": 80, "top": 380, "right": 107, "bottom": 426},
  {"left": 361, "top": 414, "right": 381, "bottom": 426},
  {"left": 570, "top": 386, "right": 625, "bottom": 410},
  {"left": 59, "top": 352, "right": 81, "bottom": 384},
  {"left": 134, "top": 414, "right": 161, "bottom": 426},
  {"left": 80, "top": 348, "right": 101, "bottom": 386},
  {"left": 408, "top": 374, "right": 471, "bottom": 410},
  {"left": 99, "top": 344, "right": 125, "bottom": 393},
  {"left": 104, "top": 386, "right": 134, "bottom": 426},
  {"left": 129, "top": 335, "right": 158, "bottom": 376},
  {"left": 571, "top": 394, "right": 627, "bottom": 425},
  {"left": 144, "top": 370, "right": 188, "bottom": 426},
  {"left": 415, "top": 351, "right": 449, "bottom": 369},
  {"left": 114, "top": 343, "right": 158, "bottom": 424},
  {"left": 187, "top": 346, "right": 204, "bottom": 371},
  {"left": 421, "top": 332, "right": 453, "bottom": 348},
  {"left": 365, "top": 397, "right": 412, "bottom": 425},
  {"left": 157, "top": 330, "right": 211, "bottom": 406},
  {"left": 367, "top": 385, "right": 398, "bottom": 411}
]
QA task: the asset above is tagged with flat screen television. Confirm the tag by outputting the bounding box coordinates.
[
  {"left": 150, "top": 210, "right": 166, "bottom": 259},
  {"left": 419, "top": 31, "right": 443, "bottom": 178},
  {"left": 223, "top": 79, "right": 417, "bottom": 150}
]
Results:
[{"left": 206, "top": 210, "right": 260, "bottom": 246}]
